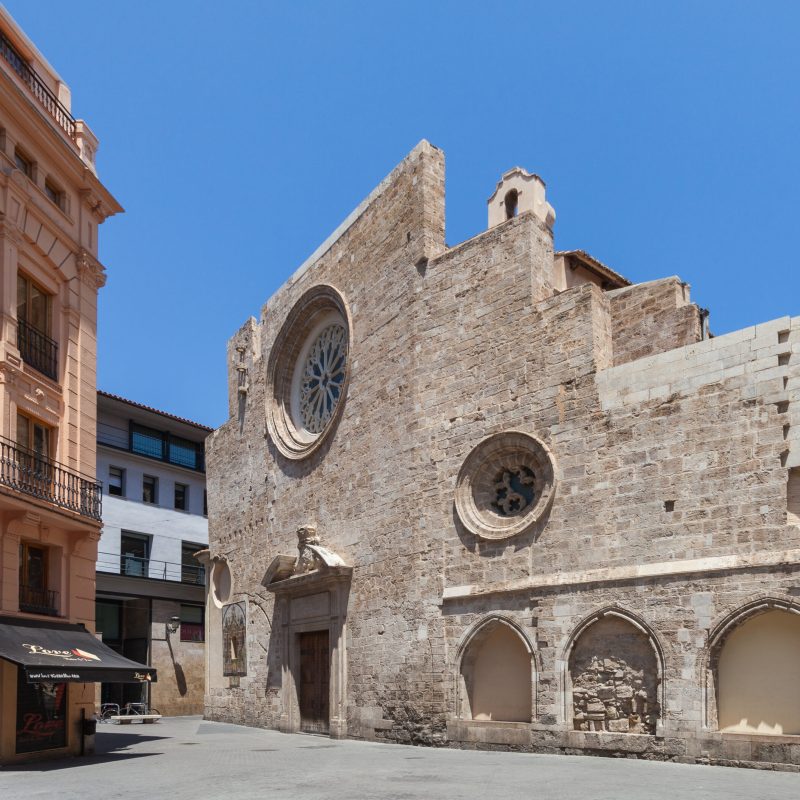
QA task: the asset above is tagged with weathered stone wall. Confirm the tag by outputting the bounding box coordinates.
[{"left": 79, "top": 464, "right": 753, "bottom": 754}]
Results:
[
  {"left": 569, "top": 616, "right": 659, "bottom": 735},
  {"left": 205, "top": 141, "right": 448, "bottom": 735},
  {"left": 609, "top": 277, "right": 702, "bottom": 366},
  {"left": 206, "top": 141, "right": 800, "bottom": 769}
]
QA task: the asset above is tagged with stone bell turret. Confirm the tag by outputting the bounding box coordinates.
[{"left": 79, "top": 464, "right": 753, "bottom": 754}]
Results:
[{"left": 487, "top": 167, "right": 555, "bottom": 230}]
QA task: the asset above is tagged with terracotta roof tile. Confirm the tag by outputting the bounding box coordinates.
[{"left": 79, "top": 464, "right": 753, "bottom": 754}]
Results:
[{"left": 97, "top": 390, "right": 214, "bottom": 432}]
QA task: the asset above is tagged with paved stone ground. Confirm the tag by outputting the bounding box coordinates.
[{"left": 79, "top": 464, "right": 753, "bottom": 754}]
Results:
[{"left": 1, "top": 717, "right": 798, "bottom": 800}]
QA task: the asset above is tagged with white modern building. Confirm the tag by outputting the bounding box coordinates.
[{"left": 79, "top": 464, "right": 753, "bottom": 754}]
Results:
[{"left": 95, "top": 391, "right": 211, "bottom": 715}]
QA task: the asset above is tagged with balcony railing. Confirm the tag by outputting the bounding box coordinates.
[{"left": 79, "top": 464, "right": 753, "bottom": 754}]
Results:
[
  {"left": 0, "top": 31, "right": 76, "bottom": 140},
  {"left": 97, "top": 551, "right": 206, "bottom": 585},
  {"left": 0, "top": 437, "right": 102, "bottom": 521},
  {"left": 17, "top": 318, "right": 58, "bottom": 382},
  {"left": 19, "top": 584, "right": 59, "bottom": 616}
]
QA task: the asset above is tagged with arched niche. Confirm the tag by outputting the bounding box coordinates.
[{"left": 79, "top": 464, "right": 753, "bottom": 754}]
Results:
[
  {"left": 563, "top": 608, "right": 664, "bottom": 735},
  {"left": 706, "top": 599, "right": 800, "bottom": 735},
  {"left": 210, "top": 559, "right": 232, "bottom": 609},
  {"left": 456, "top": 616, "right": 535, "bottom": 723}
]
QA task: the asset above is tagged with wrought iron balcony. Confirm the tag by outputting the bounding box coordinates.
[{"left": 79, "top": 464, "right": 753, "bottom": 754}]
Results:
[
  {"left": 0, "top": 436, "right": 102, "bottom": 521},
  {"left": 17, "top": 318, "right": 58, "bottom": 382},
  {"left": 0, "top": 31, "right": 76, "bottom": 141},
  {"left": 19, "top": 584, "right": 59, "bottom": 616}
]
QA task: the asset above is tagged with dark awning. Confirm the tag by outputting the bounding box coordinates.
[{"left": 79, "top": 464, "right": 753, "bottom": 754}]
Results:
[{"left": 0, "top": 615, "right": 157, "bottom": 684}]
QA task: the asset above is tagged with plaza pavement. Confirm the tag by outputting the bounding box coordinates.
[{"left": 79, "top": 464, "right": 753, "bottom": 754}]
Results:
[{"left": 0, "top": 716, "right": 797, "bottom": 800}]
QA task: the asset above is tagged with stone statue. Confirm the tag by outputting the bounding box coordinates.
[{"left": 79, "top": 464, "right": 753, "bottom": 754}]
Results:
[{"left": 296, "top": 525, "right": 323, "bottom": 573}]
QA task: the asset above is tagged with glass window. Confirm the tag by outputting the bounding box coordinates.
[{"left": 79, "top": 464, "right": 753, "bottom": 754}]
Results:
[
  {"left": 142, "top": 475, "right": 157, "bottom": 504},
  {"left": 44, "top": 179, "right": 64, "bottom": 210},
  {"left": 108, "top": 466, "right": 124, "bottom": 497},
  {"left": 14, "top": 147, "right": 32, "bottom": 178},
  {"left": 16, "top": 412, "right": 51, "bottom": 459},
  {"left": 19, "top": 542, "right": 47, "bottom": 591},
  {"left": 131, "top": 424, "right": 164, "bottom": 459},
  {"left": 120, "top": 532, "right": 149, "bottom": 577},
  {"left": 174, "top": 483, "right": 187, "bottom": 511},
  {"left": 17, "top": 274, "right": 52, "bottom": 336},
  {"left": 19, "top": 541, "right": 57, "bottom": 615},
  {"left": 181, "top": 542, "right": 204, "bottom": 584},
  {"left": 96, "top": 600, "right": 122, "bottom": 642},
  {"left": 16, "top": 668, "right": 66, "bottom": 754},
  {"left": 15, "top": 414, "right": 54, "bottom": 495},
  {"left": 180, "top": 604, "right": 205, "bottom": 642},
  {"left": 168, "top": 436, "right": 199, "bottom": 469}
]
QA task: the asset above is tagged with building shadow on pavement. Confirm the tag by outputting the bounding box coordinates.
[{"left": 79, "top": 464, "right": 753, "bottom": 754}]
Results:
[
  {"left": 0, "top": 732, "right": 167, "bottom": 772},
  {"left": 96, "top": 731, "right": 168, "bottom": 754}
]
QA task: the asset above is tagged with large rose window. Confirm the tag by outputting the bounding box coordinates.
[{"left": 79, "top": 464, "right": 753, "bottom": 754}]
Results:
[
  {"left": 298, "top": 324, "right": 347, "bottom": 433},
  {"left": 266, "top": 285, "right": 352, "bottom": 460}
]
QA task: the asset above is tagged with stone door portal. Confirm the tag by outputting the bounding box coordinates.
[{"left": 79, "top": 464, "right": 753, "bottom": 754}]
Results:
[
  {"left": 298, "top": 630, "right": 330, "bottom": 734},
  {"left": 264, "top": 527, "right": 351, "bottom": 737}
]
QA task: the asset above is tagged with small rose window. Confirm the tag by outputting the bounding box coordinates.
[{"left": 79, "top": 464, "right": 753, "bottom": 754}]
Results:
[
  {"left": 455, "top": 431, "right": 557, "bottom": 540},
  {"left": 491, "top": 465, "right": 536, "bottom": 516}
]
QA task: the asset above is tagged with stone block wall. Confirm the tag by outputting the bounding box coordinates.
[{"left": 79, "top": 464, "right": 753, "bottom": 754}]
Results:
[
  {"left": 609, "top": 276, "right": 703, "bottom": 366},
  {"left": 205, "top": 141, "right": 800, "bottom": 768}
]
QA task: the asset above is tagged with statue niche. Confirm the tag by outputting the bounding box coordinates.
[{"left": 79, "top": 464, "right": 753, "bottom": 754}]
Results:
[{"left": 262, "top": 525, "right": 348, "bottom": 587}]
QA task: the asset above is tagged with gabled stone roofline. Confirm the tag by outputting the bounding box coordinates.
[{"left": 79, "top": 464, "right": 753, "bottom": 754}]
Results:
[
  {"left": 264, "top": 139, "right": 441, "bottom": 309},
  {"left": 430, "top": 208, "right": 548, "bottom": 266},
  {"left": 605, "top": 275, "right": 684, "bottom": 298}
]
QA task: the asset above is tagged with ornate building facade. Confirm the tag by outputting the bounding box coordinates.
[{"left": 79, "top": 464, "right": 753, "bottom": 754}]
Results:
[
  {"left": 0, "top": 8, "right": 124, "bottom": 764},
  {"left": 205, "top": 141, "right": 800, "bottom": 768}
]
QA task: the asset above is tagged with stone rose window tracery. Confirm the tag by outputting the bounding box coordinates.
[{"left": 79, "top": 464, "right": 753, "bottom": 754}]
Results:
[
  {"left": 492, "top": 466, "right": 536, "bottom": 516},
  {"left": 266, "top": 285, "right": 352, "bottom": 460},
  {"left": 299, "top": 323, "right": 347, "bottom": 433},
  {"left": 455, "top": 431, "right": 557, "bottom": 540}
]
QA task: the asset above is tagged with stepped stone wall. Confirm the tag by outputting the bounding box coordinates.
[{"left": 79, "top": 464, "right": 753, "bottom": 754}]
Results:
[{"left": 204, "top": 141, "right": 800, "bottom": 770}]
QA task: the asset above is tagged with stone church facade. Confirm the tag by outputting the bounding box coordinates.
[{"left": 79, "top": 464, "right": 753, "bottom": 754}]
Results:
[{"left": 204, "top": 141, "right": 800, "bottom": 769}]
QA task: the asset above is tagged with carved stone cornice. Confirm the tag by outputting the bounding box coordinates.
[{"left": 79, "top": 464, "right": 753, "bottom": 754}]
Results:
[
  {"left": 78, "top": 188, "right": 114, "bottom": 223},
  {"left": 76, "top": 247, "right": 107, "bottom": 289},
  {"left": 0, "top": 361, "right": 16, "bottom": 386}
]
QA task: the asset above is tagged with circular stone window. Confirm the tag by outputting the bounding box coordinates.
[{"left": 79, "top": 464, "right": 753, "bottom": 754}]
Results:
[
  {"left": 455, "top": 431, "right": 557, "bottom": 540},
  {"left": 266, "top": 285, "right": 352, "bottom": 459}
]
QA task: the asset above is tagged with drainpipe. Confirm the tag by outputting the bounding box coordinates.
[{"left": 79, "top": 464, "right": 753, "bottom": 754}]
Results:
[{"left": 699, "top": 308, "right": 710, "bottom": 340}]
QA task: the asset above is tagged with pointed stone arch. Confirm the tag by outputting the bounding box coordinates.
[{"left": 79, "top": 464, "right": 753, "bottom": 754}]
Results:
[
  {"left": 703, "top": 596, "right": 800, "bottom": 734},
  {"left": 455, "top": 614, "right": 536, "bottom": 723},
  {"left": 560, "top": 606, "right": 665, "bottom": 735}
]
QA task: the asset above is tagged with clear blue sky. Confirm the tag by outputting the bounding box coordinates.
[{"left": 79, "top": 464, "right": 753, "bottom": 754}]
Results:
[{"left": 7, "top": 1, "right": 799, "bottom": 428}]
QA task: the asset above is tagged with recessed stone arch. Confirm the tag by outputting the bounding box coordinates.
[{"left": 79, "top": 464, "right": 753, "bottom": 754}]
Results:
[
  {"left": 704, "top": 597, "right": 800, "bottom": 735},
  {"left": 561, "top": 607, "right": 664, "bottom": 735},
  {"left": 455, "top": 615, "right": 536, "bottom": 723}
]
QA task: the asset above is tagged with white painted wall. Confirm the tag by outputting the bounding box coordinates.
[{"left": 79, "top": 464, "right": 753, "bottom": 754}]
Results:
[{"left": 97, "top": 447, "right": 208, "bottom": 580}]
